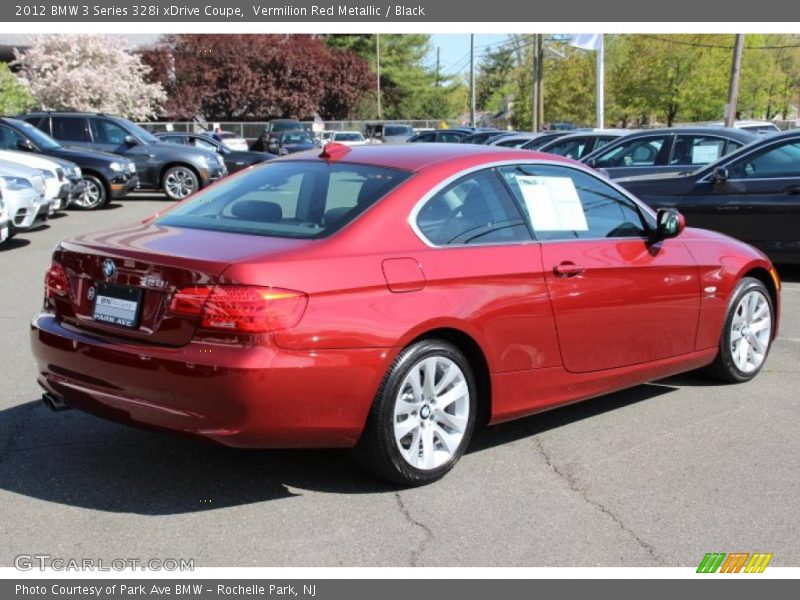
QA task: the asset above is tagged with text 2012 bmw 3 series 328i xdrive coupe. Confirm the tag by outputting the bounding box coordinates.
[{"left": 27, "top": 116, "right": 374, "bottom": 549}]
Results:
[{"left": 30, "top": 143, "right": 781, "bottom": 485}]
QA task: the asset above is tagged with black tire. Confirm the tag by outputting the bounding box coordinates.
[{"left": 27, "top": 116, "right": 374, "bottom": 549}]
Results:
[
  {"left": 353, "top": 339, "right": 477, "bottom": 486},
  {"left": 73, "top": 174, "right": 108, "bottom": 210},
  {"left": 706, "top": 277, "right": 774, "bottom": 383},
  {"left": 162, "top": 166, "right": 199, "bottom": 201}
]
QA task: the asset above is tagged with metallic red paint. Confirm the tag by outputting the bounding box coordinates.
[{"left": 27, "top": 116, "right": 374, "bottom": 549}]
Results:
[{"left": 29, "top": 145, "right": 780, "bottom": 449}]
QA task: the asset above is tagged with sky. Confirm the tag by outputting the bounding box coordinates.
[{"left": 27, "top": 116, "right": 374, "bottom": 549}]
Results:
[{"left": 426, "top": 34, "right": 510, "bottom": 77}]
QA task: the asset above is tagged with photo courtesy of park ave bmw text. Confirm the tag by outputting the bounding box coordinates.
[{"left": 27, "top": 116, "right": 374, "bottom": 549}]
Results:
[{"left": 0, "top": 0, "right": 799, "bottom": 596}]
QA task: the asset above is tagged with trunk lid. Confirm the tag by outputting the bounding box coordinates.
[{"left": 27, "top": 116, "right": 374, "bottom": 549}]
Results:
[{"left": 52, "top": 222, "right": 310, "bottom": 346}]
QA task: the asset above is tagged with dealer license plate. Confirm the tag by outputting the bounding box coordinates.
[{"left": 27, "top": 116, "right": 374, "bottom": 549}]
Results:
[{"left": 92, "top": 282, "right": 143, "bottom": 329}]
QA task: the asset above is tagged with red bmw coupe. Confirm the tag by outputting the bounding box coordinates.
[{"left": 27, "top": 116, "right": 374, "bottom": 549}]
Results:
[{"left": 31, "top": 143, "right": 780, "bottom": 485}]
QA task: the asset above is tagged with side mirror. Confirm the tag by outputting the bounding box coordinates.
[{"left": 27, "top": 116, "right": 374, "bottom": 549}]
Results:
[
  {"left": 712, "top": 167, "right": 728, "bottom": 187},
  {"left": 16, "top": 138, "right": 35, "bottom": 151},
  {"left": 654, "top": 208, "right": 686, "bottom": 241},
  {"left": 123, "top": 135, "right": 138, "bottom": 146}
]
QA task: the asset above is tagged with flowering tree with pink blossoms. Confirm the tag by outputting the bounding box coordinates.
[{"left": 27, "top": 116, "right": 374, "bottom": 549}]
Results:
[{"left": 14, "top": 34, "right": 166, "bottom": 120}]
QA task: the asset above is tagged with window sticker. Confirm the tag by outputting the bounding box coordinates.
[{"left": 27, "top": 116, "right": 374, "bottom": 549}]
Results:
[
  {"left": 691, "top": 144, "right": 722, "bottom": 164},
  {"left": 515, "top": 175, "right": 588, "bottom": 231}
]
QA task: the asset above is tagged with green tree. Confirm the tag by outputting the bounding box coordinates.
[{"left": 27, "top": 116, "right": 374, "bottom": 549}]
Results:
[
  {"left": 475, "top": 45, "right": 515, "bottom": 113},
  {"left": 0, "top": 63, "right": 35, "bottom": 115}
]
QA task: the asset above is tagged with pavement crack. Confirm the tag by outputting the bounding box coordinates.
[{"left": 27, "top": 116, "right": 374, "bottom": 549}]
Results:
[
  {"left": 533, "top": 436, "right": 664, "bottom": 565},
  {"left": 394, "top": 492, "right": 434, "bottom": 567}
]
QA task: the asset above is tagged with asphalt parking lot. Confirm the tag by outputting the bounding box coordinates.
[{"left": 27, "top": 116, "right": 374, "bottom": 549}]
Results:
[{"left": 1, "top": 194, "right": 798, "bottom": 568}]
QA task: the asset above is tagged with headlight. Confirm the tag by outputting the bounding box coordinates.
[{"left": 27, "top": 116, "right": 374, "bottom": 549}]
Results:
[
  {"left": 109, "top": 162, "right": 125, "bottom": 172},
  {"left": 0, "top": 176, "right": 33, "bottom": 191}
]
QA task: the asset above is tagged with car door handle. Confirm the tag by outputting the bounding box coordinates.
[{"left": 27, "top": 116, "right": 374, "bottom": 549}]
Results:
[{"left": 553, "top": 262, "right": 585, "bottom": 278}]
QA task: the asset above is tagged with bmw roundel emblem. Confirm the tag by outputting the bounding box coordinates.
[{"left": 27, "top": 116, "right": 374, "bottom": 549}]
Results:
[
  {"left": 102, "top": 259, "right": 116, "bottom": 278},
  {"left": 87, "top": 287, "right": 95, "bottom": 301}
]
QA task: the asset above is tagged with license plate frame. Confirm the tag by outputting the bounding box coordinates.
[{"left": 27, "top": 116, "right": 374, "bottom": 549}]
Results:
[{"left": 92, "top": 281, "right": 143, "bottom": 329}]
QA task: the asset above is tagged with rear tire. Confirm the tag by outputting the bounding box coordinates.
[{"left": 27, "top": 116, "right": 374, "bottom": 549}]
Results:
[
  {"left": 73, "top": 174, "right": 108, "bottom": 210},
  {"left": 706, "top": 277, "right": 774, "bottom": 383},
  {"left": 353, "top": 339, "right": 477, "bottom": 486}
]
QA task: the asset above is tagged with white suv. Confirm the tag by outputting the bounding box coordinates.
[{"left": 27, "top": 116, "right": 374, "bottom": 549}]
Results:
[
  {"left": 0, "top": 150, "right": 72, "bottom": 213},
  {"left": 0, "top": 160, "right": 47, "bottom": 235}
]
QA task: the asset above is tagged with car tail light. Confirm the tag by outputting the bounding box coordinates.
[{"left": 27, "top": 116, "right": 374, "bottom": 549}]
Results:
[
  {"left": 45, "top": 261, "right": 69, "bottom": 299},
  {"left": 170, "top": 285, "right": 307, "bottom": 333}
]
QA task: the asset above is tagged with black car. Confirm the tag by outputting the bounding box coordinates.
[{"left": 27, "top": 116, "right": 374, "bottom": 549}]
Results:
[
  {"left": 266, "top": 131, "right": 317, "bottom": 155},
  {"left": 519, "top": 131, "right": 575, "bottom": 150},
  {"left": 155, "top": 132, "right": 273, "bottom": 174},
  {"left": 250, "top": 119, "right": 306, "bottom": 152},
  {"left": 407, "top": 128, "right": 474, "bottom": 143},
  {"left": 0, "top": 116, "right": 137, "bottom": 210},
  {"left": 616, "top": 130, "right": 800, "bottom": 264},
  {"left": 459, "top": 130, "right": 505, "bottom": 144},
  {"left": 537, "top": 130, "right": 629, "bottom": 160},
  {"left": 20, "top": 112, "right": 227, "bottom": 200},
  {"left": 581, "top": 127, "right": 757, "bottom": 179}
]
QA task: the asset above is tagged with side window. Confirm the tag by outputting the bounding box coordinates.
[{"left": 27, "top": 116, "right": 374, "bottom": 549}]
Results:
[
  {"left": 90, "top": 119, "right": 129, "bottom": 145},
  {"left": 546, "top": 138, "right": 588, "bottom": 160},
  {"left": 594, "top": 136, "right": 668, "bottom": 168},
  {"left": 192, "top": 137, "right": 217, "bottom": 151},
  {"left": 499, "top": 164, "right": 650, "bottom": 241},
  {"left": 437, "top": 131, "right": 464, "bottom": 143},
  {"left": 0, "top": 124, "right": 25, "bottom": 150},
  {"left": 594, "top": 137, "right": 616, "bottom": 151},
  {"left": 52, "top": 117, "right": 90, "bottom": 143},
  {"left": 671, "top": 135, "right": 726, "bottom": 165},
  {"left": 729, "top": 141, "right": 800, "bottom": 179},
  {"left": 411, "top": 132, "right": 436, "bottom": 143},
  {"left": 22, "top": 116, "right": 49, "bottom": 133},
  {"left": 160, "top": 135, "right": 187, "bottom": 145},
  {"left": 416, "top": 169, "right": 532, "bottom": 246}
]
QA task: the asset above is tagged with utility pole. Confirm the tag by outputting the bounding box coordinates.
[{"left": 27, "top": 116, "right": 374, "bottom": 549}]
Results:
[
  {"left": 376, "top": 33, "right": 382, "bottom": 120},
  {"left": 469, "top": 34, "right": 476, "bottom": 126},
  {"left": 531, "top": 34, "right": 544, "bottom": 131},
  {"left": 725, "top": 34, "right": 745, "bottom": 127},
  {"left": 531, "top": 34, "right": 538, "bottom": 132},
  {"left": 436, "top": 46, "right": 441, "bottom": 87},
  {"left": 596, "top": 34, "right": 604, "bottom": 129}
]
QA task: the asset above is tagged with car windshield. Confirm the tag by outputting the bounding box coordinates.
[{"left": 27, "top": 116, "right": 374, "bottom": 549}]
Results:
[
  {"left": 123, "top": 120, "right": 160, "bottom": 144},
  {"left": 282, "top": 132, "right": 313, "bottom": 144},
  {"left": 156, "top": 161, "right": 412, "bottom": 239},
  {"left": 15, "top": 120, "right": 61, "bottom": 150},
  {"left": 385, "top": 126, "right": 413, "bottom": 136},
  {"left": 335, "top": 133, "right": 363, "bottom": 141}
]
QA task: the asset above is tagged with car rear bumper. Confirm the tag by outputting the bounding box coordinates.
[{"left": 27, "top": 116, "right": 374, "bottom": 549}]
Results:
[{"left": 30, "top": 313, "right": 393, "bottom": 448}]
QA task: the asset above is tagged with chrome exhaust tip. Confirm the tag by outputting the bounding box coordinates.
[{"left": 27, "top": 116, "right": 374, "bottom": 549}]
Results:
[{"left": 42, "top": 393, "right": 71, "bottom": 412}]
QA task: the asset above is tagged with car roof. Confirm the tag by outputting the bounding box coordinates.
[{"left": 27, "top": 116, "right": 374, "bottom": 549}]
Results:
[
  {"left": 291, "top": 143, "right": 576, "bottom": 172},
  {"left": 625, "top": 126, "right": 757, "bottom": 141}
]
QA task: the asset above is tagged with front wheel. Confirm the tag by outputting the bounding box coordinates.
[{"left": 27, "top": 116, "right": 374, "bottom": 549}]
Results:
[
  {"left": 162, "top": 166, "right": 199, "bottom": 200},
  {"left": 73, "top": 174, "right": 108, "bottom": 210},
  {"left": 707, "top": 277, "right": 774, "bottom": 383},
  {"left": 354, "top": 339, "right": 477, "bottom": 486}
]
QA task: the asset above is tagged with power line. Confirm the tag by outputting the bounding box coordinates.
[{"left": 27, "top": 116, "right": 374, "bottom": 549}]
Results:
[{"left": 640, "top": 34, "right": 800, "bottom": 50}]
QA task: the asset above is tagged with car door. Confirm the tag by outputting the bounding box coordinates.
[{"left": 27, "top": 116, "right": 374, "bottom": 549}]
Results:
[
  {"left": 49, "top": 116, "right": 92, "bottom": 148},
  {"left": 88, "top": 118, "right": 153, "bottom": 185},
  {"left": 590, "top": 133, "right": 673, "bottom": 178},
  {"left": 679, "top": 138, "right": 800, "bottom": 259},
  {"left": 499, "top": 164, "right": 700, "bottom": 373}
]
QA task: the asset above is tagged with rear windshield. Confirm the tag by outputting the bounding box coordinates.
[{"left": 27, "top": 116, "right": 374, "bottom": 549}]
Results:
[
  {"left": 157, "top": 161, "right": 412, "bottom": 239},
  {"left": 335, "top": 133, "right": 363, "bottom": 141}
]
